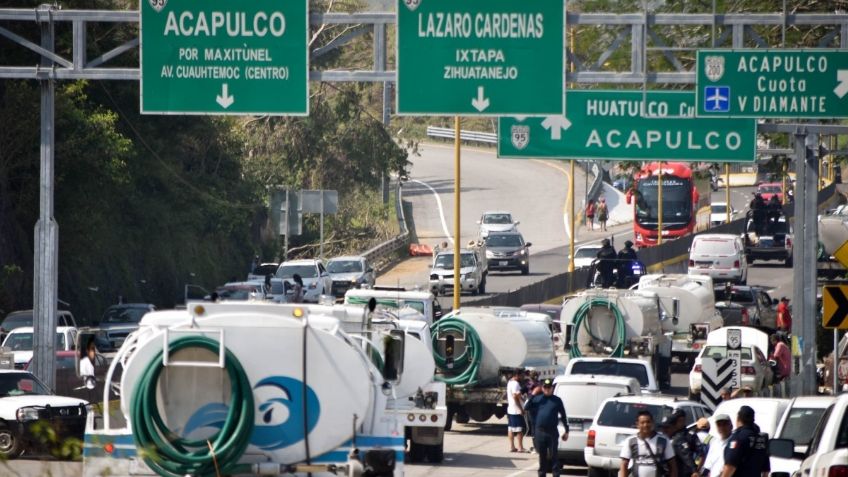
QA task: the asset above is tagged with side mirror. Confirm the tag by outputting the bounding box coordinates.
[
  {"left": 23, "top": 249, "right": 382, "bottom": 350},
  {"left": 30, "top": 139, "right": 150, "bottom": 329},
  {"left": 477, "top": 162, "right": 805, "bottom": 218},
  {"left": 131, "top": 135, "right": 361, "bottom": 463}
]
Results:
[
  {"left": 526, "top": 242, "right": 533, "bottom": 247},
  {"left": 768, "top": 359, "right": 777, "bottom": 367},
  {"left": 382, "top": 330, "right": 406, "bottom": 382},
  {"left": 768, "top": 438, "right": 795, "bottom": 459},
  {"left": 514, "top": 221, "right": 520, "bottom": 226},
  {"left": 773, "top": 298, "right": 779, "bottom": 305},
  {"left": 367, "top": 267, "right": 374, "bottom": 273}
]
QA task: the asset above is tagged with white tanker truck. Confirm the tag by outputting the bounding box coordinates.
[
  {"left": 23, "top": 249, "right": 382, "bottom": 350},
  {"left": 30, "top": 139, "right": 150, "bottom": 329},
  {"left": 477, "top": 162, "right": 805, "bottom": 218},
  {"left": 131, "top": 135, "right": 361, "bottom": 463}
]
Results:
[
  {"left": 430, "top": 307, "right": 557, "bottom": 429},
  {"left": 83, "top": 302, "right": 415, "bottom": 477},
  {"left": 560, "top": 289, "right": 672, "bottom": 389},
  {"left": 634, "top": 274, "right": 724, "bottom": 366}
]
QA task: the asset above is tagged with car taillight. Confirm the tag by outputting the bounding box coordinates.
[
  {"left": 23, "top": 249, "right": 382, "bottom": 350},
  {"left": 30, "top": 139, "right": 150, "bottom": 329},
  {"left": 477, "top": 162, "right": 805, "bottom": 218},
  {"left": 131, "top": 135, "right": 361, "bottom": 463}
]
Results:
[
  {"left": 786, "top": 237, "right": 792, "bottom": 248},
  {"left": 828, "top": 466, "right": 848, "bottom": 477},
  {"left": 733, "top": 260, "right": 740, "bottom": 268},
  {"left": 694, "top": 364, "right": 702, "bottom": 373},
  {"left": 689, "top": 260, "right": 694, "bottom": 267},
  {"left": 742, "top": 366, "right": 756, "bottom": 375},
  {"left": 741, "top": 308, "right": 750, "bottom": 326},
  {"left": 587, "top": 429, "right": 596, "bottom": 447}
]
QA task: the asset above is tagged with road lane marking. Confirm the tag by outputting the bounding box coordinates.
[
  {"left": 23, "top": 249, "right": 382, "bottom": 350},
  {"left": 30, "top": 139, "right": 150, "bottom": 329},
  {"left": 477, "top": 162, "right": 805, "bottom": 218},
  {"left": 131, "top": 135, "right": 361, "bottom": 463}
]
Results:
[
  {"left": 410, "top": 179, "right": 453, "bottom": 244},
  {"left": 533, "top": 160, "right": 571, "bottom": 241}
]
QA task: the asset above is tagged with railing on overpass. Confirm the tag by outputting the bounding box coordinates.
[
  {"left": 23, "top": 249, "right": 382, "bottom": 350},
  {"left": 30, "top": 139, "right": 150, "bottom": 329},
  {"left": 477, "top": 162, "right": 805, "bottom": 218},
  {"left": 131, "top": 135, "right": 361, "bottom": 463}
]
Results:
[
  {"left": 425, "top": 126, "right": 497, "bottom": 145},
  {"left": 361, "top": 178, "right": 411, "bottom": 273}
]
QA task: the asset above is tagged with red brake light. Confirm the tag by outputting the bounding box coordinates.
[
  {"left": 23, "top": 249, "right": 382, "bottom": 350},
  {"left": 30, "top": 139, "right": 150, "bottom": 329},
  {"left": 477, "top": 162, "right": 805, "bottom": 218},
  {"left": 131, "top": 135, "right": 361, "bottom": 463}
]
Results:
[
  {"left": 587, "top": 429, "right": 596, "bottom": 448},
  {"left": 742, "top": 366, "right": 756, "bottom": 375},
  {"left": 828, "top": 466, "right": 848, "bottom": 477},
  {"left": 694, "top": 364, "right": 702, "bottom": 373},
  {"left": 786, "top": 237, "right": 792, "bottom": 247},
  {"left": 104, "top": 443, "right": 114, "bottom": 454},
  {"left": 689, "top": 260, "right": 694, "bottom": 267},
  {"left": 733, "top": 260, "right": 740, "bottom": 268}
]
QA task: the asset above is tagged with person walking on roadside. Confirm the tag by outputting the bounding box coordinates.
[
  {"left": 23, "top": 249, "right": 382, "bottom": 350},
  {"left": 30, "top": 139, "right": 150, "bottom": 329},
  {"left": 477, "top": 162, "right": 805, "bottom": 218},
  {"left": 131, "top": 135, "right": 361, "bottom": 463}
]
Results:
[
  {"left": 597, "top": 197, "right": 609, "bottom": 231},
  {"left": 525, "top": 379, "right": 569, "bottom": 477},
  {"left": 701, "top": 414, "right": 732, "bottom": 477},
  {"left": 507, "top": 370, "right": 529, "bottom": 453},
  {"left": 620, "top": 410, "right": 677, "bottom": 477},
  {"left": 586, "top": 200, "right": 596, "bottom": 230},
  {"left": 720, "top": 406, "right": 769, "bottom": 477},
  {"left": 776, "top": 297, "right": 792, "bottom": 336}
]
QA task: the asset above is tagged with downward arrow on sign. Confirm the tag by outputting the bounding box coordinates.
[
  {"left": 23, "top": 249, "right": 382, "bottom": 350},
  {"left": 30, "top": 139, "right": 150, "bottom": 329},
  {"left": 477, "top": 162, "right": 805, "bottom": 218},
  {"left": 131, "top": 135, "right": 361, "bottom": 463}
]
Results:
[
  {"left": 471, "top": 86, "right": 490, "bottom": 112},
  {"left": 216, "top": 83, "right": 235, "bottom": 109},
  {"left": 541, "top": 115, "right": 572, "bottom": 140},
  {"left": 835, "top": 70, "right": 848, "bottom": 99}
]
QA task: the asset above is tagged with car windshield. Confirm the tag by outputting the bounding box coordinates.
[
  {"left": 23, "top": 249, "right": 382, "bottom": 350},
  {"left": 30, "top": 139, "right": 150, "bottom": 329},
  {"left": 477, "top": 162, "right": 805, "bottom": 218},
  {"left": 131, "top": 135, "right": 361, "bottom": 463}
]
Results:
[
  {"left": 634, "top": 177, "right": 692, "bottom": 224},
  {"left": 1, "top": 313, "right": 33, "bottom": 331},
  {"left": 777, "top": 407, "right": 827, "bottom": 446},
  {"left": 597, "top": 401, "right": 674, "bottom": 427},
  {"left": 102, "top": 307, "right": 148, "bottom": 324},
  {"left": 485, "top": 234, "right": 523, "bottom": 247},
  {"left": 575, "top": 247, "right": 601, "bottom": 258},
  {"left": 714, "top": 288, "right": 755, "bottom": 303},
  {"left": 692, "top": 238, "right": 735, "bottom": 255},
  {"left": 3, "top": 332, "right": 65, "bottom": 351},
  {"left": 327, "top": 260, "right": 363, "bottom": 273},
  {"left": 570, "top": 361, "right": 649, "bottom": 388},
  {"left": 276, "top": 264, "right": 318, "bottom": 279},
  {"left": 701, "top": 346, "right": 753, "bottom": 360},
  {"left": 759, "top": 185, "right": 781, "bottom": 193},
  {"left": 434, "top": 253, "right": 475, "bottom": 269},
  {"left": 215, "top": 287, "right": 256, "bottom": 301},
  {"left": 483, "top": 214, "right": 512, "bottom": 224},
  {"left": 0, "top": 373, "right": 51, "bottom": 397},
  {"left": 711, "top": 204, "right": 728, "bottom": 214}
]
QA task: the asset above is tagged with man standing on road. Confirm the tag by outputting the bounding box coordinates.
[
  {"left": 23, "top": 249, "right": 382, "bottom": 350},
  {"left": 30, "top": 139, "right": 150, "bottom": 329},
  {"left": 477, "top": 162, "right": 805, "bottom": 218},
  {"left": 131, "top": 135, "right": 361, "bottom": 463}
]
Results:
[
  {"left": 507, "top": 370, "right": 528, "bottom": 453},
  {"left": 720, "top": 406, "right": 769, "bottom": 477},
  {"left": 620, "top": 410, "right": 677, "bottom": 477},
  {"left": 776, "top": 297, "right": 792, "bottom": 336},
  {"left": 597, "top": 239, "right": 617, "bottom": 288},
  {"left": 525, "top": 379, "right": 569, "bottom": 477},
  {"left": 701, "top": 414, "right": 732, "bottom": 477},
  {"left": 665, "top": 410, "right": 700, "bottom": 477},
  {"left": 768, "top": 334, "right": 791, "bottom": 381}
]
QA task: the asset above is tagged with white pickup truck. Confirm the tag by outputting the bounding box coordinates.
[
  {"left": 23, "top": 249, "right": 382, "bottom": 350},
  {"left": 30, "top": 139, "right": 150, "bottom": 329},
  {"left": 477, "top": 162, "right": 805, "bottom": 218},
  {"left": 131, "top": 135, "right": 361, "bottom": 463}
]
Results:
[
  {"left": 429, "top": 245, "right": 488, "bottom": 296},
  {"left": 770, "top": 393, "right": 848, "bottom": 477}
]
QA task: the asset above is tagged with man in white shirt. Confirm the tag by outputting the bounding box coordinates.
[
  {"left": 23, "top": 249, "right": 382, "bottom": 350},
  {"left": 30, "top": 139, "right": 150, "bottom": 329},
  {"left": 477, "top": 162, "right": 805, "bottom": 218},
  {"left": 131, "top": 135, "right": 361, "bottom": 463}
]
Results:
[
  {"left": 701, "top": 414, "right": 732, "bottom": 477},
  {"left": 620, "top": 410, "right": 678, "bottom": 477},
  {"left": 506, "top": 370, "right": 528, "bottom": 453}
]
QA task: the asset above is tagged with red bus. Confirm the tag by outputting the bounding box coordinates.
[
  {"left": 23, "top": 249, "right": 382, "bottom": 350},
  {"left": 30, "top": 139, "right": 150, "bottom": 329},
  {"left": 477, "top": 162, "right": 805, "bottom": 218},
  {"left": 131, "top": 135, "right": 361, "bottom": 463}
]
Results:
[{"left": 625, "top": 162, "right": 711, "bottom": 247}]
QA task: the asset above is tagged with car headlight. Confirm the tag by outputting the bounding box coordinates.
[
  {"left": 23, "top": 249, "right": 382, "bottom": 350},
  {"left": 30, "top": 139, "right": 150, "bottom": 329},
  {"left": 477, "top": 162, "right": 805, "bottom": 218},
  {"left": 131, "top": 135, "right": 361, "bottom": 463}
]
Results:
[
  {"left": 519, "top": 249, "right": 527, "bottom": 256},
  {"left": 17, "top": 407, "right": 41, "bottom": 422},
  {"left": 486, "top": 251, "right": 494, "bottom": 258}
]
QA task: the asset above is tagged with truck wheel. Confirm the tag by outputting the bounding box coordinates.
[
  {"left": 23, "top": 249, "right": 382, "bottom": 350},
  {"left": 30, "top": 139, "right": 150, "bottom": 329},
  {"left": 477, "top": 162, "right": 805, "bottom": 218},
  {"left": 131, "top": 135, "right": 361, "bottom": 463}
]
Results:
[
  {"left": 0, "top": 425, "right": 23, "bottom": 459},
  {"left": 408, "top": 440, "right": 425, "bottom": 463},
  {"left": 425, "top": 442, "right": 444, "bottom": 463},
  {"left": 784, "top": 255, "right": 793, "bottom": 267},
  {"left": 588, "top": 466, "right": 608, "bottom": 477}
]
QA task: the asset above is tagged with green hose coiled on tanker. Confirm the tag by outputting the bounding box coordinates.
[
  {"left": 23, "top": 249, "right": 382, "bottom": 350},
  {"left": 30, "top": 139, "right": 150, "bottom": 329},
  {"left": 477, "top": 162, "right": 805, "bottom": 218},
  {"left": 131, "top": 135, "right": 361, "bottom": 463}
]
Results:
[
  {"left": 131, "top": 336, "right": 254, "bottom": 477},
  {"left": 569, "top": 298, "right": 627, "bottom": 359},
  {"left": 431, "top": 317, "right": 483, "bottom": 387}
]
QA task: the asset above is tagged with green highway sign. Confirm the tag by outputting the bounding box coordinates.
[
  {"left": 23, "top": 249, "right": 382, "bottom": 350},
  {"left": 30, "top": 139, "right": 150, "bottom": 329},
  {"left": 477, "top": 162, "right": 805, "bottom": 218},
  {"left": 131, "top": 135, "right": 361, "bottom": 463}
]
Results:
[
  {"left": 696, "top": 49, "right": 848, "bottom": 118},
  {"left": 396, "top": 0, "right": 565, "bottom": 115},
  {"left": 498, "top": 90, "right": 756, "bottom": 162},
  {"left": 140, "top": 0, "right": 307, "bottom": 115}
]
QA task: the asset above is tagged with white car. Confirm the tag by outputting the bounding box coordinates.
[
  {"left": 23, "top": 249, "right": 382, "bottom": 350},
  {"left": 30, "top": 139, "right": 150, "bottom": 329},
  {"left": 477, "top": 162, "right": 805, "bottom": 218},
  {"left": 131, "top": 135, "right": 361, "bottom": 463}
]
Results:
[
  {"left": 571, "top": 244, "right": 603, "bottom": 269},
  {"left": 477, "top": 211, "right": 518, "bottom": 238},
  {"left": 0, "top": 370, "right": 88, "bottom": 458},
  {"left": 563, "top": 357, "right": 660, "bottom": 393},
  {"left": 2, "top": 326, "right": 78, "bottom": 369},
  {"left": 768, "top": 396, "right": 835, "bottom": 476},
  {"left": 710, "top": 202, "right": 736, "bottom": 227},
  {"left": 688, "top": 342, "right": 773, "bottom": 399},
  {"left": 688, "top": 233, "right": 748, "bottom": 284},
  {"left": 584, "top": 395, "right": 709, "bottom": 477},
  {"left": 274, "top": 259, "right": 333, "bottom": 303},
  {"left": 326, "top": 256, "right": 376, "bottom": 297}
]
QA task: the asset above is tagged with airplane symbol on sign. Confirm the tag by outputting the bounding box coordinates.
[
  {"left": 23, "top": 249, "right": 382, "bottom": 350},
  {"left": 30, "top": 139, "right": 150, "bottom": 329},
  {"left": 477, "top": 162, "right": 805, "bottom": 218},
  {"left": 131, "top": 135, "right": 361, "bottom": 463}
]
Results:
[{"left": 703, "top": 86, "right": 730, "bottom": 113}]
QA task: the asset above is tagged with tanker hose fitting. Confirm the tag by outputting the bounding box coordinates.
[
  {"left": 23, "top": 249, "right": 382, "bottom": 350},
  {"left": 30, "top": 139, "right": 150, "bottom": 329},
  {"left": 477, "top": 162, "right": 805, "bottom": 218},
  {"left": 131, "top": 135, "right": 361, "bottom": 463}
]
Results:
[
  {"left": 130, "top": 335, "right": 254, "bottom": 477},
  {"left": 430, "top": 317, "right": 483, "bottom": 387},
  {"left": 569, "top": 298, "right": 627, "bottom": 359}
]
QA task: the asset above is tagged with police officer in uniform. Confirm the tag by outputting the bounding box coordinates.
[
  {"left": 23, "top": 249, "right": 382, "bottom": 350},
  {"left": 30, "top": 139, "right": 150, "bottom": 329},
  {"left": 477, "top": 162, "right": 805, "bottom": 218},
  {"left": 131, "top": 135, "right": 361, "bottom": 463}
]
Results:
[
  {"left": 616, "top": 240, "right": 639, "bottom": 287},
  {"left": 720, "top": 406, "right": 769, "bottom": 477},
  {"left": 596, "top": 239, "right": 618, "bottom": 288}
]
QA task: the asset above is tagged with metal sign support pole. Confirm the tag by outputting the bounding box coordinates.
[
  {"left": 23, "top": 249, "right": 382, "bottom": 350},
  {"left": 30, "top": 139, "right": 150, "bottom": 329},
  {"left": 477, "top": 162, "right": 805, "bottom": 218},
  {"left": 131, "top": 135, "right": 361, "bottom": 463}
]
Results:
[
  {"left": 657, "top": 163, "right": 663, "bottom": 245},
  {"left": 725, "top": 164, "right": 731, "bottom": 223},
  {"left": 319, "top": 192, "right": 325, "bottom": 259},
  {"left": 569, "top": 160, "right": 575, "bottom": 273},
  {"left": 31, "top": 4, "right": 58, "bottom": 391},
  {"left": 453, "top": 116, "right": 461, "bottom": 311}
]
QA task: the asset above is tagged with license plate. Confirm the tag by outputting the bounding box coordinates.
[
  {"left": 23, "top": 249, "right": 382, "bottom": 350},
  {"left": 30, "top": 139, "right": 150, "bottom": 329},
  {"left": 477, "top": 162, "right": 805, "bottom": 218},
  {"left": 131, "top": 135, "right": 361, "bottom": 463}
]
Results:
[
  {"left": 696, "top": 261, "right": 712, "bottom": 266},
  {"left": 615, "top": 433, "right": 632, "bottom": 445},
  {"left": 499, "top": 261, "right": 508, "bottom": 266},
  {"left": 568, "top": 421, "right": 583, "bottom": 431}
]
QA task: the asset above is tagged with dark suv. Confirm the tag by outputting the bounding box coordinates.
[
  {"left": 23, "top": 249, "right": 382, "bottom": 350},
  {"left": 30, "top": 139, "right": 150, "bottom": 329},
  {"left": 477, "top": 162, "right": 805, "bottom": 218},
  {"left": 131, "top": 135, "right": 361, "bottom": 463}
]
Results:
[
  {"left": 484, "top": 231, "right": 532, "bottom": 275},
  {"left": 98, "top": 303, "right": 156, "bottom": 350}
]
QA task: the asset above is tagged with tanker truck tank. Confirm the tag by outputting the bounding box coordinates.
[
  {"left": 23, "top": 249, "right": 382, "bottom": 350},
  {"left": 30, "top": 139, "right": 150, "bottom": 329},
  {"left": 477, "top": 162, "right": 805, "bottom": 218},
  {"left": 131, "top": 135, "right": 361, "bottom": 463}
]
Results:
[
  {"left": 635, "top": 274, "right": 724, "bottom": 365},
  {"left": 560, "top": 289, "right": 671, "bottom": 389},
  {"left": 83, "top": 302, "right": 406, "bottom": 477},
  {"left": 431, "top": 307, "right": 558, "bottom": 426}
]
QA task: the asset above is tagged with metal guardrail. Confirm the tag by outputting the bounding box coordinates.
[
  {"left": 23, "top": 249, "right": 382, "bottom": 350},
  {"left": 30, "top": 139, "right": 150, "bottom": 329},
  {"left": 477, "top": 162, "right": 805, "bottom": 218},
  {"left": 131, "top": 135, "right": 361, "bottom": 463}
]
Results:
[
  {"left": 426, "top": 126, "right": 497, "bottom": 145},
  {"left": 362, "top": 179, "right": 411, "bottom": 272}
]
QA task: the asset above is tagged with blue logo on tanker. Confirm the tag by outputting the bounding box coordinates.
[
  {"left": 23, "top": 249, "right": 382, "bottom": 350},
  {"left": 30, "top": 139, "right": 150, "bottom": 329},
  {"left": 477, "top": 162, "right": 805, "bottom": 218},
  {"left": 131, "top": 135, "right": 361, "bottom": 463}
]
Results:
[{"left": 183, "top": 376, "right": 321, "bottom": 450}]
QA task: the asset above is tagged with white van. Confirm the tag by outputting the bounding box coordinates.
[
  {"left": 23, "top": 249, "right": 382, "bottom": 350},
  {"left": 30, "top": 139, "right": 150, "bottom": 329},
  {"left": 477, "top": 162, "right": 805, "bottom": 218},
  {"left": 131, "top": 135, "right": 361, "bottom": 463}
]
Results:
[
  {"left": 553, "top": 375, "right": 641, "bottom": 465},
  {"left": 688, "top": 233, "right": 748, "bottom": 284}
]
